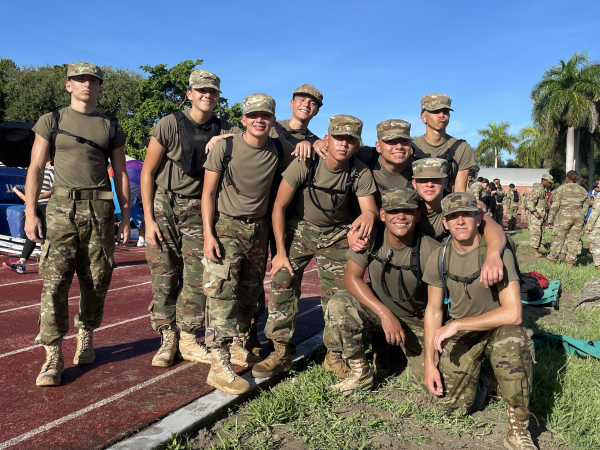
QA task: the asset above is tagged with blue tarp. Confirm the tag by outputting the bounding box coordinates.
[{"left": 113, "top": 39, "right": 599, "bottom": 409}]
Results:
[{"left": 0, "top": 168, "right": 27, "bottom": 204}]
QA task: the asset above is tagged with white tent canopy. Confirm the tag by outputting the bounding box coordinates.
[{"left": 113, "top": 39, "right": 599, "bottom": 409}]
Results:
[{"left": 477, "top": 168, "right": 551, "bottom": 187}]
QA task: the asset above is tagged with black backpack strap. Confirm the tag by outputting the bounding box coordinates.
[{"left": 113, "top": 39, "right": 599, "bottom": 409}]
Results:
[
  {"left": 444, "top": 139, "right": 465, "bottom": 160},
  {"left": 272, "top": 137, "right": 284, "bottom": 161},
  {"left": 49, "top": 110, "right": 61, "bottom": 165},
  {"left": 222, "top": 136, "right": 235, "bottom": 186},
  {"left": 367, "top": 223, "right": 386, "bottom": 266},
  {"left": 411, "top": 142, "right": 429, "bottom": 159},
  {"left": 274, "top": 122, "right": 292, "bottom": 141}
]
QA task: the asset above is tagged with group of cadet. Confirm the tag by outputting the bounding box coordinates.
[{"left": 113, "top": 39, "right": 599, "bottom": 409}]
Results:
[
  {"left": 23, "top": 62, "right": 540, "bottom": 450},
  {"left": 468, "top": 176, "right": 522, "bottom": 231}
]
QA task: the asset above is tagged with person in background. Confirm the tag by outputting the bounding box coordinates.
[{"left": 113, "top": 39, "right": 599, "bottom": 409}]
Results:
[{"left": 4, "top": 160, "right": 54, "bottom": 273}]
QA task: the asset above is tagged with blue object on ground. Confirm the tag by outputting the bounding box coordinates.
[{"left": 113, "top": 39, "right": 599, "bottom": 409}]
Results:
[
  {"left": 533, "top": 333, "right": 600, "bottom": 360},
  {"left": 0, "top": 168, "right": 27, "bottom": 204},
  {"left": 0, "top": 203, "right": 25, "bottom": 236},
  {"left": 522, "top": 280, "right": 561, "bottom": 309}
]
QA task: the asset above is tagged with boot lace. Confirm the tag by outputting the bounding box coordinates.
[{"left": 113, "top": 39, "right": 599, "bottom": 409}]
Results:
[
  {"left": 76, "top": 330, "right": 92, "bottom": 353},
  {"left": 215, "top": 348, "right": 236, "bottom": 382},
  {"left": 43, "top": 345, "right": 61, "bottom": 371},
  {"left": 157, "top": 327, "right": 176, "bottom": 356},
  {"left": 232, "top": 336, "right": 251, "bottom": 356},
  {"left": 508, "top": 407, "right": 537, "bottom": 450}
]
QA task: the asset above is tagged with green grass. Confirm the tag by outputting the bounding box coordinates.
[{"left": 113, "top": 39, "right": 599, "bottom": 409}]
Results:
[{"left": 178, "top": 228, "right": 600, "bottom": 450}]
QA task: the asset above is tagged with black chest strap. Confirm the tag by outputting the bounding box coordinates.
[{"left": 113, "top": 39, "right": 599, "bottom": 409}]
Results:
[
  {"left": 305, "top": 157, "right": 357, "bottom": 215},
  {"left": 367, "top": 224, "right": 423, "bottom": 314}
]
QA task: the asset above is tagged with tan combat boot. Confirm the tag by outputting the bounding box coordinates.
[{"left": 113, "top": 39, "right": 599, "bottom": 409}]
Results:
[
  {"left": 178, "top": 330, "right": 211, "bottom": 364},
  {"left": 596, "top": 266, "right": 600, "bottom": 271},
  {"left": 558, "top": 253, "right": 566, "bottom": 262},
  {"left": 207, "top": 346, "right": 251, "bottom": 395},
  {"left": 36, "top": 340, "right": 64, "bottom": 387},
  {"left": 152, "top": 325, "right": 178, "bottom": 367},
  {"left": 323, "top": 350, "right": 350, "bottom": 379},
  {"left": 330, "top": 350, "right": 373, "bottom": 395},
  {"left": 230, "top": 335, "right": 262, "bottom": 368},
  {"left": 566, "top": 262, "right": 575, "bottom": 268},
  {"left": 245, "top": 320, "right": 264, "bottom": 358},
  {"left": 504, "top": 406, "right": 538, "bottom": 450},
  {"left": 73, "top": 329, "right": 95, "bottom": 365},
  {"left": 529, "top": 248, "right": 544, "bottom": 258},
  {"left": 252, "top": 342, "right": 292, "bottom": 378}
]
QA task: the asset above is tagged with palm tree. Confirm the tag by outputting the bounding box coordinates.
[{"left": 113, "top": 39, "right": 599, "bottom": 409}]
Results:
[
  {"left": 475, "top": 121, "right": 518, "bottom": 168},
  {"left": 531, "top": 51, "right": 600, "bottom": 173},
  {"left": 515, "top": 125, "right": 553, "bottom": 168}
]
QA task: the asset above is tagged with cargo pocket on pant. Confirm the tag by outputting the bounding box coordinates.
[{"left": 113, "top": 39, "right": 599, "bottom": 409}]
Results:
[
  {"left": 39, "top": 241, "right": 51, "bottom": 272},
  {"left": 102, "top": 244, "right": 118, "bottom": 270},
  {"left": 201, "top": 256, "right": 230, "bottom": 297}
]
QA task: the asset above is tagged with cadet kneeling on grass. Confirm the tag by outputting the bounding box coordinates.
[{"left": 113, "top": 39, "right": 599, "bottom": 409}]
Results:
[
  {"left": 326, "top": 187, "right": 440, "bottom": 394},
  {"left": 422, "top": 192, "right": 537, "bottom": 450}
]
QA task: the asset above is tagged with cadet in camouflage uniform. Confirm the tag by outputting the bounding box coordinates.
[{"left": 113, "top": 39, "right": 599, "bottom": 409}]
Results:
[
  {"left": 202, "top": 94, "right": 296, "bottom": 395},
  {"left": 469, "top": 177, "right": 486, "bottom": 200},
  {"left": 525, "top": 173, "right": 553, "bottom": 258},
  {"left": 252, "top": 115, "right": 379, "bottom": 380},
  {"left": 422, "top": 192, "right": 537, "bottom": 450},
  {"left": 414, "top": 94, "right": 476, "bottom": 192},
  {"left": 547, "top": 170, "right": 589, "bottom": 267},
  {"left": 586, "top": 189, "right": 600, "bottom": 270},
  {"left": 326, "top": 188, "right": 441, "bottom": 395},
  {"left": 504, "top": 183, "right": 520, "bottom": 231},
  {"left": 24, "top": 63, "right": 131, "bottom": 386},
  {"left": 493, "top": 178, "right": 505, "bottom": 226},
  {"left": 141, "top": 70, "right": 241, "bottom": 368}
]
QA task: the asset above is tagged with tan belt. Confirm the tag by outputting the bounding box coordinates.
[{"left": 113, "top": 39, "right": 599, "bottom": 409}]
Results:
[
  {"left": 53, "top": 187, "right": 113, "bottom": 201},
  {"left": 219, "top": 213, "right": 264, "bottom": 224}
]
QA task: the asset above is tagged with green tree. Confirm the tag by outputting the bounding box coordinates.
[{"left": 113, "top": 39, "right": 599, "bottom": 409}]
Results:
[
  {"left": 122, "top": 59, "right": 242, "bottom": 160},
  {"left": 0, "top": 57, "right": 18, "bottom": 123},
  {"left": 475, "top": 121, "right": 518, "bottom": 168},
  {"left": 515, "top": 125, "right": 553, "bottom": 168},
  {"left": 531, "top": 51, "right": 600, "bottom": 174}
]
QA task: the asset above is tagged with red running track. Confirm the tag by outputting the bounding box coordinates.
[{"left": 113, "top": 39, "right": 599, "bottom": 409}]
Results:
[{"left": 0, "top": 246, "right": 325, "bottom": 450}]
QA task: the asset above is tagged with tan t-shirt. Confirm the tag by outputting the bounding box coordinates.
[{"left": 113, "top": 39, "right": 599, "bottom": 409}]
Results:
[
  {"left": 419, "top": 208, "right": 445, "bottom": 238},
  {"left": 423, "top": 244, "right": 520, "bottom": 319},
  {"left": 33, "top": 107, "right": 126, "bottom": 190},
  {"left": 355, "top": 147, "right": 413, "bottom": 188},
  {"left": 204, "top": 133, "right": 295, "bottom": 218},
  {"left": 348, "top": 229, "right": 440, "bottom": 318},
  {"left": 268, "top": 119, "right": 320, "bottom": 147},
  {"left": 151, "top": 110, "right": 241, "bottom": 197},
  {"left": 413, "top": 135, "right": 475, "bottom": 189},
  {"left": 283, "top": 157, "right": 377, "bottom": 226}
]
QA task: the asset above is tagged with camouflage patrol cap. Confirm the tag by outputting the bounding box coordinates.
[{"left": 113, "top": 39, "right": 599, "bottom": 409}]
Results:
[
  {"left": 542, "top": 173, "right": 554, "bottom": 182},
  {"left": 412, "top": 157, "right": 448, "bottom": 179},
  {"left": 293, "top": 84, "right": 323, "bottom": 107},
  {"left": 381, "top": 188, "right": 420, "bottom": 212},
  {"left": 376, "top": 119, "right": 412, "bottom": 142},
  {"left": 242, "top": 93, "right": 276, "bottom": 115},
  {"left": 441, "top": 192, "right": 480, "bottom": 217},
  {"left": 421, "top": 93, "right": 454, "bottom": 112},
  {"left": 189, "top": 69, "right": 221, "bottom": 92},
  {"left": 328, "top": 115, "right": 363, "bottom": 140},
  {"left": 67, "top": 62, "right": 103, "bottom": 81}
]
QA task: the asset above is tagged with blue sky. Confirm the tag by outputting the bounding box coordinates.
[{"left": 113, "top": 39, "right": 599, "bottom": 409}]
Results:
[{"left": 2, "top": 0, "right": 599, "bottom": 160}]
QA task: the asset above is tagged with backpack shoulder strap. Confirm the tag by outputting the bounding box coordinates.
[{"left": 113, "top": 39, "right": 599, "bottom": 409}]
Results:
[
  {"left": 49, "top": 110, "right": 61, "bottom": 165},
  {"left": 274, "top": 121, "right": 291, "bottom": 141},
  {"left": 444, "top": 139, "right": 466, "bottom": 159},
  {"left": 367, "top": 223, "right": 386, "bottom": 265},
  {"left": 222, "top": 136, "right": 235, "bottom": 186},
  {"left": 411, "top": 142, "right": 428, "bottom": 159},
  {"left": 410, "top": 232, "right": 422, "bottom": 278},
  {"left": 272, "top": 137, "right": 284, "bottom": 161}
]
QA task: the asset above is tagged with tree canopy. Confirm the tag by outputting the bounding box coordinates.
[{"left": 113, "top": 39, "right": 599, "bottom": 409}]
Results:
[
  {"left": 0, "top": 58, "right": 243, "bottom": 161},
  {"left": 475, "top": 121, "right": 518, "bottom": 168}
]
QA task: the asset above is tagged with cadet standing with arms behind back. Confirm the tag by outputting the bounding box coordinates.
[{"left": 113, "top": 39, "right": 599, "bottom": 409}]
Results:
[
  {"left": 141, "top": 69, "right": 241, "bottom": 368},
  {"left": 25, "top": 62, "right": 130, "bottom": 387},
  {"left": 525, "top": 174, "right": 553, "bottom": 258}
]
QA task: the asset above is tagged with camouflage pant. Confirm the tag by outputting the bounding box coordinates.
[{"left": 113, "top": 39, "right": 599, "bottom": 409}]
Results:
[
  {"left": 203, "top": 214, "right": 268, "bottom": 349},
  {"left": 494, "top": 204, "right": 504, "bottom": 225},
  {"left": 35, "top": 195, "right": 115, "bottom": 345},
  {"left": 325, "top": 290, "right": 425, "bottom": 384},
  {"left": 432, "top": 325, "right": 534, "bottom": 412},
  {"left": 589, "top": 227, "right": 600, "bottom": 266},
  {"left": 507, "top": 206, "right": 518, "bottom": 227},
  {"left": 145, "top": 188, "right": 205, "bottom": 333},
  {"left": 548, "top": 212, "right": 585, "bottom": 263},
  {"left": 527, "top": 213, "right": 546, "bottom": 249},
  {"left": 265, "top": 218, "right": 348, "bottom": 348}
]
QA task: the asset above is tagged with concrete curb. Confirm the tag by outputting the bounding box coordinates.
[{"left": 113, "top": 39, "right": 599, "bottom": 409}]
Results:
[{"left": 107, "top": 331, "right": 324, "bottom": 450}]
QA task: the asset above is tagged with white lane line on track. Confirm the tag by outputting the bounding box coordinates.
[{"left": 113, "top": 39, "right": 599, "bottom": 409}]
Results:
[
  {"left": 0, "top": 314, "right": 150, "bottom": 359},
  {"left": 0, "top": 282, "right": 152, "bottom": 315},
  {"left": 0, "top": 263, "right": 147, "bottom": 288},
  {"left": 0, "top": 361, "right": 194, "bottom": 450}
]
